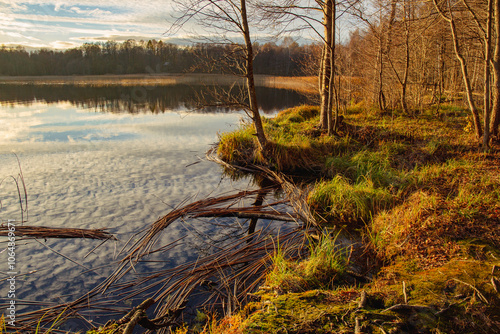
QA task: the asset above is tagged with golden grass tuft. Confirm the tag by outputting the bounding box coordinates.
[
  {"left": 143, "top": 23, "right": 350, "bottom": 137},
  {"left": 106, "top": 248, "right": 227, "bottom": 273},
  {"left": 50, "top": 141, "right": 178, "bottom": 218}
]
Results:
[
  {"left": 308, "top": 176, "right": 396, "bottom": 225},
  {"left": 217, "top": 105, "right": 358, "bottom": 173},
  {"left": 266, "top": 233, "right": 347, "bottom": 293}
]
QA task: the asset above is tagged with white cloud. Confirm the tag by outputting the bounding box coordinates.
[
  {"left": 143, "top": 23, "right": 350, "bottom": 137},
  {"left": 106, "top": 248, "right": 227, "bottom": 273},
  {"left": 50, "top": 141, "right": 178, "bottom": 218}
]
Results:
[
  {"left": 68, "top": 6, "right": 112, "bottom": 16},
  {"left": 54, "top": 2, "right": 63, "bottom": 12},
  {"left": 49, "top": 40, "right": 80, "bottom": 49},
  {"left": 1, "top": 31, "right": 41, "bottom": 41},
  {"left": 0, "top": 0, "right": 261, "bottom": 49}
]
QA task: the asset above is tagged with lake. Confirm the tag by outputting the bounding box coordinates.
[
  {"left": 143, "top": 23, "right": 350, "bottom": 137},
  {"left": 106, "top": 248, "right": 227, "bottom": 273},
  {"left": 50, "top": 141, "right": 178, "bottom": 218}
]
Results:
[{"left": 0, "top": 83, "right": 308, "bottom": 326}]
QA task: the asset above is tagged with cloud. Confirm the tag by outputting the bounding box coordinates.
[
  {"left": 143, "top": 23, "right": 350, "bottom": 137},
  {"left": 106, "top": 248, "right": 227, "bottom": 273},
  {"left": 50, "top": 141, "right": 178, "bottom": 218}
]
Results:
[
  {"left": 68, "top": 6, "right": 113, "bottom": 16},
  {"left": 0, "top": 0, "right": 264, "bottom": 50},
  {"left": 71, "top": 34, "right": 165, "bottom": 43},
  {"left": 0, "top": 31, "right": 41, "bottom": 41},
  {"left": 0, "top": 1, "right": 28, "bottom": 12},
  {"left": 49, "top": 40, "right": 80, "bottom": 49}
]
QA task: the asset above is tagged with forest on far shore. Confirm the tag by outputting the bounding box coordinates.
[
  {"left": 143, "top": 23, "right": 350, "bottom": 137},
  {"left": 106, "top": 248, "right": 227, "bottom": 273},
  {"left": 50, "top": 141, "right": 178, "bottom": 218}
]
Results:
[{"left": 0, "top": 39, "right": 316, "bottom": 77}]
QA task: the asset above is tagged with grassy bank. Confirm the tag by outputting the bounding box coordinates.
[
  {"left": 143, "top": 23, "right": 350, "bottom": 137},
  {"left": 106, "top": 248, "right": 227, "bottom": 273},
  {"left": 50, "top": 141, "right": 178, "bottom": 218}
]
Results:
[{"left": 208, "top": 104, "right": 500, "bottom": 333}]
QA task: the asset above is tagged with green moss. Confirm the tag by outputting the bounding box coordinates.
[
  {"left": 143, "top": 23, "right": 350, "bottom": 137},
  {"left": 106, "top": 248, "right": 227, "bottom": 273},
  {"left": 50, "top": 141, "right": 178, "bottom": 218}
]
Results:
[
  {"left": 370, "top": 249, "right": 500, "bottom": 333},
  {"left": 244, "top": 290, "right": 359, "bottom": 334},
  {"left": 86, "top": 323, "right": 119, "bottom": 334}
]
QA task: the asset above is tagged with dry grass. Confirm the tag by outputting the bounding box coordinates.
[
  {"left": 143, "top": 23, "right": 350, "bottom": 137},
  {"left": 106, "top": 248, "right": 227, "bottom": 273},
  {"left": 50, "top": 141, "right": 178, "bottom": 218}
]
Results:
[
  {"left": 0, "top": 74, "right": 313, "bottom": 89},
  {"left": 371, "top": 158, "right": 500, "bottom": 269}
]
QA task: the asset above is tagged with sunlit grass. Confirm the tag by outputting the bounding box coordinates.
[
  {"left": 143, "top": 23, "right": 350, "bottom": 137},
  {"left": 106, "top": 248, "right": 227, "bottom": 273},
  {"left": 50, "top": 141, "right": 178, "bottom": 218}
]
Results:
[
  {"left": 266, "top": 233, "right": 347, "bottom": 293},
  {"left": 217, "top": 105, "right": 359, "bottom": 172},
  {"left": 308, "top": 176, "right": 396, "bottom": 224},
  {"left": 215, "top": 101, "right": 500, "bottom": 334}
]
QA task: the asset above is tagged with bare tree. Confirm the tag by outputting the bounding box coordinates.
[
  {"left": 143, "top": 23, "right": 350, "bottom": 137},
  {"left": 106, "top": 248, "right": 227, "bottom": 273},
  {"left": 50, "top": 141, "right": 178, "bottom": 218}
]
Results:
[
  {"left": 259, "top": 0, "right": 359, "bottom": 134},
  {"left": 170, "top": 0, "right": 268, "bottom": 152},
  {"left": 352, "top": 0, "right": 398, "bottom": 111},
  {"left": 491, "top": 0, "right": 500, "bottom": 138},
  {"left": 433, "top": 0, "right": 483, "bottom": 139}
]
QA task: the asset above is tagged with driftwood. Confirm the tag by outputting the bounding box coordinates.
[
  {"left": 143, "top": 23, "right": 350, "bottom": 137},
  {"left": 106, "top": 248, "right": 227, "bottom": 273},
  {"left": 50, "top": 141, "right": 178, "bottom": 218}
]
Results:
[
  {"left": 0, "top": 224, "right": 117, "bottom": 240},
  {"left": 119, "top": 298, "right": 175, "bottom": 334},
  {"left": 191, "top": 206, "right": 298, "bottom": 222}
]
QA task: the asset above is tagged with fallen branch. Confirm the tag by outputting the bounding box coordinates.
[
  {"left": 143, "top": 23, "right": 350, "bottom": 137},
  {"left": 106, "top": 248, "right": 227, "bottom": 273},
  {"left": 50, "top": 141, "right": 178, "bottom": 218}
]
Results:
[
  {"left": 191, "top": 207, "right": 298, "bottom": 222},
  {"left": 491, "top": 277, "right": 499, "bottom": 294},
  {"left": 0, "top": 224, "right": 117, "bottom": 240},
  {"left": 357, "top": 290, "right": 368, "bottom": 309},
  {"left": 452, "top": 278, "right": 489, "bottom": 304}
]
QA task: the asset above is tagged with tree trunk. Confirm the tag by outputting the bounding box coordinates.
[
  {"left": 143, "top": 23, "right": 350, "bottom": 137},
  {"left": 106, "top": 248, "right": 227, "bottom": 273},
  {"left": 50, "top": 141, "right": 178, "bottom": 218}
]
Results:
[
  {"left": 401, "top": 0, "right": 410, "bottom": 115},
  {"left": 491, "top": 0, "right": 500, "bottom": 138},
  {"left": 375, "top": 0, "right": 397, "bottom": 111},
  {"left": 327, "top": 0, "right": 336, "bottom": 134},
  {"left": 241, "top": 0, "right": 268, "bottom": 151},
  {"left": 320, "top": 0, "right": 334, "bottom": 131},
  {"left": 376, "top": 43, "right": 386, "bottom": 111},
  {"left": 483, "top": 0, "right": 493, "bottom": 150},
  {"left": 433, "top": 0, "right": 483, "bottom": 139}
]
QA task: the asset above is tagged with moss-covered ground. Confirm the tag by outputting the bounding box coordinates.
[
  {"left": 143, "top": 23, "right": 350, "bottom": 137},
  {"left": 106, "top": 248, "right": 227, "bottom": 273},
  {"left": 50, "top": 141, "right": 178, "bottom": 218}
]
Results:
[{"left": 202, "top": 104, "right": 500, "bottom": 334}]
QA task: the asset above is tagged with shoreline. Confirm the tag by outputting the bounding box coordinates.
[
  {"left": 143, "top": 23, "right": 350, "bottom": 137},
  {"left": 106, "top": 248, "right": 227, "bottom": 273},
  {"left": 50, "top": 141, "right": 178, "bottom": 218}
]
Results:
[{"left": 0, "top": 73, "right": 318, "bottom": 93}]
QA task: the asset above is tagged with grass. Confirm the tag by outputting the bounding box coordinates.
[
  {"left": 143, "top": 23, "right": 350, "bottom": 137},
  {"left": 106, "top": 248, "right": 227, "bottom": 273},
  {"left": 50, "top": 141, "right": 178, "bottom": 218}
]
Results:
[
  {"left": 217, "top": 105, "right": 358, "bottom": 173},
  {"left": 212, "top": 101, "right": 500, "bottom": 333},
  {"left": 265, "top": 232, "right": 347, "bottom": 293},
  {"left": 307, "top": 176, "right": 395, "bottom": 225}
]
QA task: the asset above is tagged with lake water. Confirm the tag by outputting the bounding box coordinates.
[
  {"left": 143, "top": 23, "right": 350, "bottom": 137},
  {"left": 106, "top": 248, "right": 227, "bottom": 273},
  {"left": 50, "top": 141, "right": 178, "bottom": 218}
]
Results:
[{"left": 0, "top": 83, "right": 307, "bottom": 325}]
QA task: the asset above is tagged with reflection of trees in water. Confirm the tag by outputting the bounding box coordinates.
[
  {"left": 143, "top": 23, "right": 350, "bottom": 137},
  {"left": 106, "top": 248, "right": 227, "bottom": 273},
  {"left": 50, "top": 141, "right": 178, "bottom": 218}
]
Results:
[{"left": 0, "top": 84, "right": 307, "bottom": 114}]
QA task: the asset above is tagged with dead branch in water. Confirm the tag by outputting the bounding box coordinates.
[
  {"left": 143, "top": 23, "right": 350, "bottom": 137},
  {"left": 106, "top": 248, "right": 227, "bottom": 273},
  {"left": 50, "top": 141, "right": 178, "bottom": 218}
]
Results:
[
  {"left": 0, "top": 224, "right": 117, "bottom": 240},
  {"left": 11, "top": 156, "right": 316, "bottom": 333},
  {"left": 191, "top": 205, "right": 299, "bottom": 222},
  {"left": 11, "top": 185, "right": 307, "bottom": 332},
  {"left": 206, "top": 147, "right": 318, "bottom": 227}
]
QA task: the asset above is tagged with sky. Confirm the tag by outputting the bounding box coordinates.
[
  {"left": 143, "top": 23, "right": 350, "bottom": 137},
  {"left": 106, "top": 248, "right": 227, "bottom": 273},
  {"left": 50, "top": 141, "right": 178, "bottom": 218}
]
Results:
[
  {"left": 0, "top": 0, "right": 339, "bottom": 51},
  {"left": 0, "top": 0, "right": 188, "bottom": 50}
]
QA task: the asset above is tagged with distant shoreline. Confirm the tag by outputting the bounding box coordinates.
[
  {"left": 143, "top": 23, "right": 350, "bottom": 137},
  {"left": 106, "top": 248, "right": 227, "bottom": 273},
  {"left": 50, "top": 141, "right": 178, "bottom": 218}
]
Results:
[{"left": 0, "top": 73, "right": 317, "bottom": 93}]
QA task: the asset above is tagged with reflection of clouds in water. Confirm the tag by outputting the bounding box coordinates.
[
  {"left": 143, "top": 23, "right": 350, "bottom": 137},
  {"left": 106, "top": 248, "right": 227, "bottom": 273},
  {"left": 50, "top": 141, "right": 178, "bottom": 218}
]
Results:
[
  {"left": 0, "top": 107, "right": 46, "bottom": 141},
  {"left": 0, "top": 106, "right": 244, "bottom": 145},
  {"left": 0, "top": 105, "right": 253, "bottom": 305}
]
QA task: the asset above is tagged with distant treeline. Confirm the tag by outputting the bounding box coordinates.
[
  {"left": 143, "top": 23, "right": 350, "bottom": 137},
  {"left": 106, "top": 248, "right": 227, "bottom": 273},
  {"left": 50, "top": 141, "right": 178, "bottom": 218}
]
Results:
[{"left": 0, "top": 39, "right": 316, "bottom": 77}]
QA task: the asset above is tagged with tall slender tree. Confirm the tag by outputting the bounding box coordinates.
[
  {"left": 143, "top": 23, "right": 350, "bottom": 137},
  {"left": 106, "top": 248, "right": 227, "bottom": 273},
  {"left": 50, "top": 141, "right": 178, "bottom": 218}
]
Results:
[
  {"left": 170, "top": 0, "right": 268, "bottom": 152},
  {"left": 433, "top": 0, "right": 483, "bottom": 139}
]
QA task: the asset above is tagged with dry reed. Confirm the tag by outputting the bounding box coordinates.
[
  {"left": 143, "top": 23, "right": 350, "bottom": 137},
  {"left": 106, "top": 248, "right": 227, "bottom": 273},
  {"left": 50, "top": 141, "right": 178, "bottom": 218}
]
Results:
[
  {"left": 9, "top": 146, "right": 317, "bottom": 333},
  {"left": 0, "top": 224, "right": 116, "bottom": 240},
  {"left": 11, "top": 176, "right": 312, "bottom": 333}
]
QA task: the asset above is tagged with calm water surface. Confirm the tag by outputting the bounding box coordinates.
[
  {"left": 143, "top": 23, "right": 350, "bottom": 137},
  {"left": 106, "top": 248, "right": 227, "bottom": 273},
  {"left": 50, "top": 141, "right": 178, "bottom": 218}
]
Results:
[{"left": 0, "top": 84, "right": 307, "bottom": 318}]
